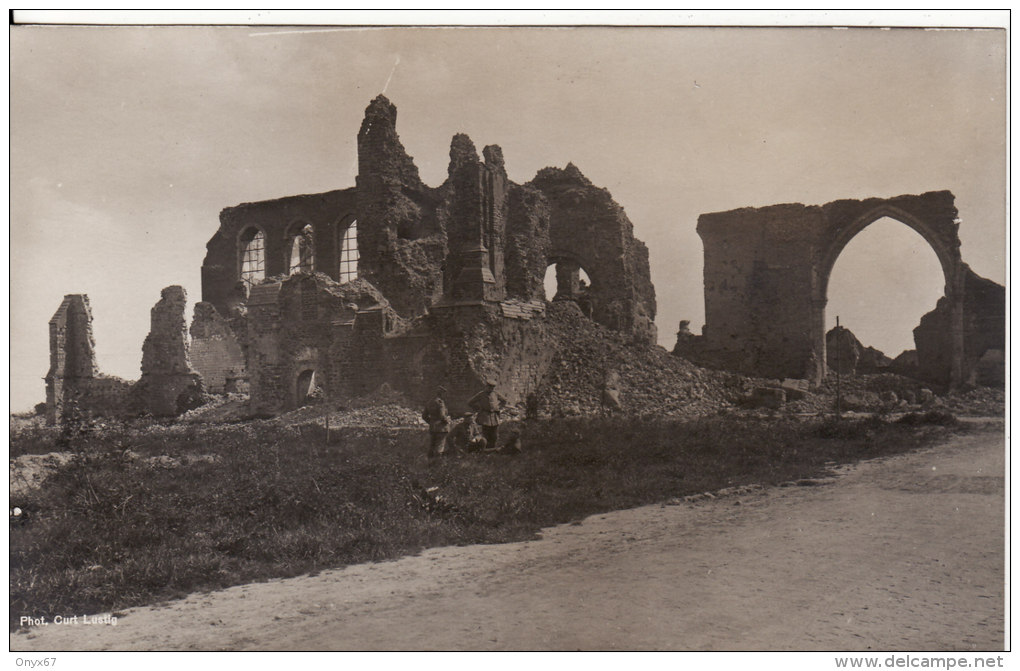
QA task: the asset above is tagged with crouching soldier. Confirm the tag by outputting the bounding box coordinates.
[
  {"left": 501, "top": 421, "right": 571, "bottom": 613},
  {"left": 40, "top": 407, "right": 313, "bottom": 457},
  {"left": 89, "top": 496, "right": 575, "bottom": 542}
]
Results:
[
  {"left": 450, "top": 412, "right": 488, "bottom": 453},
  {"left": 422, "top": 385, "right": 451, "bottom": 459}
]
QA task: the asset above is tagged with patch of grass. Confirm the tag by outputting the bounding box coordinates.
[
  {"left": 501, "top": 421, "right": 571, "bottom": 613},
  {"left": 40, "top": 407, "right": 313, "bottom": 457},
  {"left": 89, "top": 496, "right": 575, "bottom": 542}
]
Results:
[{"left": 10, "top": 414, "right": 963, "bottom": 629}]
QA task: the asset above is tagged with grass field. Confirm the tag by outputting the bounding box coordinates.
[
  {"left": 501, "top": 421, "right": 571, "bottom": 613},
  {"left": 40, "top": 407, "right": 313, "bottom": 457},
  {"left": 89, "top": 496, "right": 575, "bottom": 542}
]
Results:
[{"left": 10, "top": 412, "right": 962, "bottom": 630}]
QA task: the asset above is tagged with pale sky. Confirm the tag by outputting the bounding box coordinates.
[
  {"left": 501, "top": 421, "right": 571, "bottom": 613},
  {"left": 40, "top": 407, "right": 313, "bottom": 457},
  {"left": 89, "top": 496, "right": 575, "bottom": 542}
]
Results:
[{"left": 10, "top": 24, "right": 1006, "bottom": 411}]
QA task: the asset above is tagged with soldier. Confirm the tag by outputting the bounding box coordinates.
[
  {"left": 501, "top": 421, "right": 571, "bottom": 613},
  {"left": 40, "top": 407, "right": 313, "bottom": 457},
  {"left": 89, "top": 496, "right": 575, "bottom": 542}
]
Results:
[
  {"left": 450, "top": 412, "right": 488, "bottom": 453},
  {"left": 422, "top": 385, "right": 451, "bottom": 459},
  {"left": 469, "top": 379, "right": 507, "bottom": 452}
]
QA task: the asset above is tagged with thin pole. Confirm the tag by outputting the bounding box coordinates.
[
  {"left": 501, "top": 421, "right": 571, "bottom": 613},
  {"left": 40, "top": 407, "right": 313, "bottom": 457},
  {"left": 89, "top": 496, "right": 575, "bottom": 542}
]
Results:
[
  {"left": 324, "top": 414, "right": 330, "bottom": 446},
  {"left": 836, "top": 315, "right": 842, "bottom": 417}
]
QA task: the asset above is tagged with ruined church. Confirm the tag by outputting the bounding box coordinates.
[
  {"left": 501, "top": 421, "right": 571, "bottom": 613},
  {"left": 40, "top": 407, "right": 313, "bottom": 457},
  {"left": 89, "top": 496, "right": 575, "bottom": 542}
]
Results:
[
  {"left": 43, "top": 96, "right": 1003, "bottom": 425},
  {"left": 45, "top": 95, "right": 657, "bottom": 422}
]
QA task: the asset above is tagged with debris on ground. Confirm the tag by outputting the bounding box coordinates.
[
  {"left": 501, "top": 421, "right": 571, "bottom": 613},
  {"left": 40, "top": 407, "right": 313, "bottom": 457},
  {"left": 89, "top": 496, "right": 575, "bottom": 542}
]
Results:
[
  {"left": 9, "top": 452, "right": 72, "bottom": 498},
  {"left": 536, "top": 301, "right": 752, "bottom": 419}
]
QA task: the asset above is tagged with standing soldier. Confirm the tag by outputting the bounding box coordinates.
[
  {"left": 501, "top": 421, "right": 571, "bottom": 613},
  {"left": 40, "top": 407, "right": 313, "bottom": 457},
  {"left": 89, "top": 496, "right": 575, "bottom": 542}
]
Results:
[
  {"left": 469, "top": 379, "right": 507, "bottom": 452},
  {"left": 422, "top": 385, "right": 451, "bottom": 459}
]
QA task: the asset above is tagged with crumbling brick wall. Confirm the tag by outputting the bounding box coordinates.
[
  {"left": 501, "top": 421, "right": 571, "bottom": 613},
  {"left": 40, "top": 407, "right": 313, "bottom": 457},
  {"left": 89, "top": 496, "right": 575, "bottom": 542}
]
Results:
[
  {"left": 201, "top": 188, "right": 359, "bottom": 317},
  {"left": 697, "top": 191, "right": 973, "bottom": 385},
  {"left": 131, "top": 286, "right": 204, "bottom": 417},
  {"left": 45, "top": 295, "right": 99, "bottom": 424},
  {"left": 44, "top": 294, "right": 134, "bottom": 423},
  {"left": 422, "top": 299, "right": 554, "bottom": 415},
  {"left": 698, "top": 203, "right": 822, "bottom": 378},
  {"left": 355, "top": 95, "right": 447, "bottom": 318},
  {"left": 198, "top": 94, "right": 660, "bottom": 415},
  {"left": 45, "top": 295, "right": 97, "bottom": 423},
  {"left": 246, "top": 273, "right": 399, "bottom": 415},
  {"left": 189, "top": 301, "right": 246, "bottom": 393},
  {"left": 914, "top": 265, "right": 1004, "bottom": 387},
  {"left": 529, "top": 164, "right": 658, "bottom": 345},
  {"left": 504, "top": 184, "right": 552, "bottom": 302}
]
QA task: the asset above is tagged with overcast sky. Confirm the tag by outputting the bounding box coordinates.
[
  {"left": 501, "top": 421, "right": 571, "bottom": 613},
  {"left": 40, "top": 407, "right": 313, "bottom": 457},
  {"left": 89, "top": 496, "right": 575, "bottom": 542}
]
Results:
[{"left": 10, "top": 24, "right": 1006, "bottom": 411}]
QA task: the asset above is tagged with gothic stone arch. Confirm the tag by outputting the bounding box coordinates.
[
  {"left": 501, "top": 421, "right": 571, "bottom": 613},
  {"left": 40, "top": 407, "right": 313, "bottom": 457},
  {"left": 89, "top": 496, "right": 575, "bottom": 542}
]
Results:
[{"left": 697, "top": 191, "right": 964, "bottom": 386}]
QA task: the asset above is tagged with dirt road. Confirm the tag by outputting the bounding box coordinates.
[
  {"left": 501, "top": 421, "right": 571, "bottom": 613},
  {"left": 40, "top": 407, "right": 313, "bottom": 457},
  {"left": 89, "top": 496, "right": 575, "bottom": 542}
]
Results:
[{"left": 11, "top": 427, "right": 1005, "bottom": 651}]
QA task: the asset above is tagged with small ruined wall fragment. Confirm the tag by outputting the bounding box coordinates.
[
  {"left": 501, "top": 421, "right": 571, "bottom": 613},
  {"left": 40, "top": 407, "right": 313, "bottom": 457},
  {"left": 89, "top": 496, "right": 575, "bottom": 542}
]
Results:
[
  {"left": 914, "top": 266, "right": 1004, "bottom": 387},
  {"left": 131, "top": 286, "right": 204, "bottom": 416},
  {"left": 44, "top": 294, "right": 134, "bottom": 423},
  {"left": 189, "top": 301, "right": 246, "bottom": 393},
  {"left": 825, "top": 326, "right": 890, "bottom": 375},
  {"left": 45, "top": 294, "right": 99, "bottom": 424}
]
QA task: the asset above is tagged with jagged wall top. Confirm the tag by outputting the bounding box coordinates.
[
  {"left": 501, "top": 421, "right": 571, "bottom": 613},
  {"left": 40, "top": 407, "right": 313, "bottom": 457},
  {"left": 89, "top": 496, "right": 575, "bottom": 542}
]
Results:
[{"left": 358, "top": 94, "right": 423, "bottom": 188}]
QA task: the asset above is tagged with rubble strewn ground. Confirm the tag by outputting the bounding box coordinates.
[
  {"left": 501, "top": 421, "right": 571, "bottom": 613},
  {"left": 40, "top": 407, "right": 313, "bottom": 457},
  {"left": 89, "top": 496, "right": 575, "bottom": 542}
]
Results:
[
  {"left": 537, "top": 302, "right": 1003, "bottom": 420},
  {"left": 786, "top": 371, "right": 1004, "bottom": 417},
  {"left": 17, "top": 300, "right": 1003, "bottom": 440},
  {"left": 139, "top": 300, "right": 1009, "bottom": 427},
  {"left": 536, "top": 301, "right": 745, "bottom": 418}
]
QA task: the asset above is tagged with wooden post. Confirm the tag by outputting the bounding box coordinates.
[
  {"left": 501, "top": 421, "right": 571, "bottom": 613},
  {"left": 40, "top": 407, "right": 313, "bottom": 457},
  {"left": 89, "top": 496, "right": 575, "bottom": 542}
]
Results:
[{"left": 835, "top": 315, "right": 842, "bottom": 418}]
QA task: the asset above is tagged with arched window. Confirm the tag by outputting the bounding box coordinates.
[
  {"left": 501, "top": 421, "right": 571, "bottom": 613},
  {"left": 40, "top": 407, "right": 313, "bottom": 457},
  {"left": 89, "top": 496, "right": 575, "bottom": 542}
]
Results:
[
  {"left": 288, "top": 223, "right": 315, "bottom": 275},
  {"left": 239, "top": 228, "right": 266, "bottom": 288},
  {"left": 339, "top": 220, "right": 358, "bottom": 283}
]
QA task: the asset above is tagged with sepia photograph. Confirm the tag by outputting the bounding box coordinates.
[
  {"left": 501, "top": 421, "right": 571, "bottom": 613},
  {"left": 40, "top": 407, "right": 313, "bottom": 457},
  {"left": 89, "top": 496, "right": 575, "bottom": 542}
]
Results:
[{"left": 8, "top": 10, "right": 1008, "bottom": 661}]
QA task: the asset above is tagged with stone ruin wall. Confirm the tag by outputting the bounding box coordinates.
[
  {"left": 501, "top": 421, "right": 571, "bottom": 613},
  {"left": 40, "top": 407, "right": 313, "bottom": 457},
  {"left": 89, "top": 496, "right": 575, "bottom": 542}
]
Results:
[
  {"left": 201, "top": 188, "right": 359, "bottom": 318},
  {"left": 354, "top": 97, "right": 448, "bottom": 318},
  {"left": 130, "top": 286, "right": 204, "bottom": 417},
  {"left": 45, "top": 286, "right": 210, "bottom": 424},
  {"left": 45, "top": 95, "right": 661, "bottom": 421},
  {"left": 44, "top": 295, "right": 133, "bottom": 424},
  {"left": 695, "top": 190, "right": 1004, "bottom": 388},
  {"left": 697, "top": 202, "right": 821, "bottom": 380},
  {"left": 529, "top": 165, "right": 657, "bottom": 346},
  {"left": 200, "top": 94, "right": 658, "bottom": 415},
  {"left": 913, "top": 265, "right": 1005, "bottom": 387},
  {"left": 188, "top": 301, "right": 246, "bottom": 394}
]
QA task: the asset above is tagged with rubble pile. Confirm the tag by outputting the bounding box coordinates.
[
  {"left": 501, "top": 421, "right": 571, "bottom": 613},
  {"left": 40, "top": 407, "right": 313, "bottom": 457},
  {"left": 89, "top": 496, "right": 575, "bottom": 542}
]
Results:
[
  {"left": 276, "top": 397, "right": 424, "bottom": 429},
  {"left": 536, "top": 301, "right": 747, "bottom": 418},
  {"left": 320, "top": 404, "right": 424, "bottom": 429},
  {"left": 783, "top": 372, "right": 1004, "bottom": 417},
  {"left": 937, "top": 386, "right": 1005, "bottom": 417},
  {"left": 179, "top": 393, "right": 249, "bottom": 423}
]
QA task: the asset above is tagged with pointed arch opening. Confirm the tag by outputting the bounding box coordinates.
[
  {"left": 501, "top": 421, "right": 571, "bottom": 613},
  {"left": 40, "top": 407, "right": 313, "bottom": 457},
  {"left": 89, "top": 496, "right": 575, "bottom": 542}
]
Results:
[{"left": 825, "top": 216, "right": 945, "bottom": 373}]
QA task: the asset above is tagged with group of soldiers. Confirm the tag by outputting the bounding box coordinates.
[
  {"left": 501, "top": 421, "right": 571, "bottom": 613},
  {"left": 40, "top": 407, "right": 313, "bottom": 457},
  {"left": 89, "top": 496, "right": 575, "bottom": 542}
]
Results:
[{"left": 422, "top": 380, "right": 519, "bottom": 459}]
